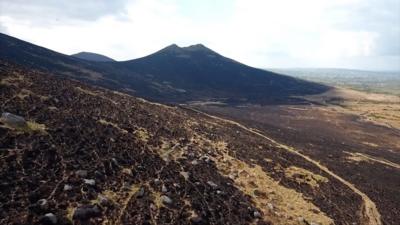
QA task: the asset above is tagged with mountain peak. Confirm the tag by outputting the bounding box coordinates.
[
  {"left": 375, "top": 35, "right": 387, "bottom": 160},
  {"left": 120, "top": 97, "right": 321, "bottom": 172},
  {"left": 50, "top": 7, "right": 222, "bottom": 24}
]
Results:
[
  {"left": 71, "top": 52, "right": 115, "bottom": 62},
  {"left": 157, "top": 43, "right": 216, "bottom": 56},
  {"left": 183, "top": 44, "right": 210, "bottom": 51}
]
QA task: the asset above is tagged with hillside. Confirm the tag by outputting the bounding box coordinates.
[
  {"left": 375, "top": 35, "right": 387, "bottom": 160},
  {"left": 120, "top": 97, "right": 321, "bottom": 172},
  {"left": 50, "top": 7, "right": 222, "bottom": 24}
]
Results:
[
  {"left": 71, "top": 52, "right": 115, "bottom": 62},
  {"left": 0, "top": 61, "right": 371, "bottom": 225},
  {"left": 0, "top": 33, "right": 330, "bottom": 104}
]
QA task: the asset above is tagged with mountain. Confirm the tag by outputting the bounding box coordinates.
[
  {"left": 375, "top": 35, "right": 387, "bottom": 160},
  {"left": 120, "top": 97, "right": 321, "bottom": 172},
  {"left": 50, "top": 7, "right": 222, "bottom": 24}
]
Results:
[
  {"left": 0, "top": 60, "right": 365, "bottom": 224},
  {"left": 0, "top": 33, "right": 330, "bottom": 104},
  {"left": 71, "top": 52, "right": 115, "bottom": 62},
  {"left": 118, "top": 44, "right": 330, "bottom": 103}
]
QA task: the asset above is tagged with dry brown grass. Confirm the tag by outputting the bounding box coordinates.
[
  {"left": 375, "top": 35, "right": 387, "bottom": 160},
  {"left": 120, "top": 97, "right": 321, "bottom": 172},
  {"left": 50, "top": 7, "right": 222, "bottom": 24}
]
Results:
[
  {"left": 98, "top": 119, "right": 128, "bottom": 134},
  {"left": 134, "top": 127, "right": 150, "bottom": 143},
  {"left": 192, "top": 137, "right": 334, "bottom": 225},
  {"left": 284, "top": 166, "right": 329, "bottom": 189},
  {"left": 304, "top": 87, "right": 400, "bottom": 129}
]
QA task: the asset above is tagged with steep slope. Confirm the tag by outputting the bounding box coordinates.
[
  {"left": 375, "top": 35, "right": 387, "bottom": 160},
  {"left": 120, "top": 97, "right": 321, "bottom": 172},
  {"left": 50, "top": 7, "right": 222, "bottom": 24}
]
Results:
[
  {"left": 0, "top": 61, "right": 370, "bottom": 225},
  {"left": 71, "top": 52, "right": 115, "bottom": 62},
  {"left": 0, "top": 33, "right": 330, "bottom": 104}
]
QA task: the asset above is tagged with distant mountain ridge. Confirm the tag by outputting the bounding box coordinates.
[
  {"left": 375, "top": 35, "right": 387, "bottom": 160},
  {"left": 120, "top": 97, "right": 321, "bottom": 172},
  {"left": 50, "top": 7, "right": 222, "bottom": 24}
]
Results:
[
  {"left": 0, "top": 32, "right": 330, "bottom": 104},
  {"left": 72, "top": 52, "right": 115, "bottom": 62}
]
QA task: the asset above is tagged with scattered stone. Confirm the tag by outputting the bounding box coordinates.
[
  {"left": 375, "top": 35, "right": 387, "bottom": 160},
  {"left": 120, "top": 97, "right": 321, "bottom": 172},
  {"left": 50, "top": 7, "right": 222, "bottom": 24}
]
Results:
[
  {"left": 94, "top": 170, "right": 103, "bottom": 178},
  {"left": 207, "top": 181, "right": 218, "bottom": 189},
  {"left": 310, "top": 222, "right": 320, "bottom": 225},
  {"left": 180, "top": 171, "right": 190, "bottom": 180},
  {"left": 191, "top": 160, "right": 199, "bottom": 165},
  {"left": 63, "top": 184, "right": 73, "bottom": 191},
  {"left": 267, "top": 203, "right": 274, "bottom": 210},
  {"left": 75, "top": 170, "right": 88, "bottom": 178},
  {"left": 73, "top": 205, "right": 101, "bottom": 220},
  {"left": 1, "top": 112, "right": 26, "bottom": 128},
  {"left": 154, "top": 178, "right": 161, "bottom": 185},
  {"left": 83, "top": 179, "right": 95, "bottom": 186},
  {"left": 191, "top": 216, "right": 203, "bottom": 224},
  {"left": 161, "top": 195, "right": 173, "bottom": 205},
  {"left": 150, "top": 203, "right": 157, "bottom": 211},
  {"left": 136, "top": 187, "right": 145, "bottom": 198},
  {"left": 42, "top": 213, "right": 57, "bottom": 224},
  {"left": 111, "top": 158, "right": 119, "bottom": 167},
  {"left": 253, "top": 210, "right": 262, "bottom": 218},
  {"left": 37, "top": 199, "right": 48, "bottom": 209},
  {"left": 161, "top": 184, "right": 168, "bottom": 193}
]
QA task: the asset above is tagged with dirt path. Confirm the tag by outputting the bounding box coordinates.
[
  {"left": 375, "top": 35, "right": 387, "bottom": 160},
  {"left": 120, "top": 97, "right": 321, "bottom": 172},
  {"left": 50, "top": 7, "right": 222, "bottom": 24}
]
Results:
[
  {"left": 184, "top": 107, "right": 382, "bottom": 225},
  {"left": 347, "top": 152, "right": 400, "bottom": 169}
]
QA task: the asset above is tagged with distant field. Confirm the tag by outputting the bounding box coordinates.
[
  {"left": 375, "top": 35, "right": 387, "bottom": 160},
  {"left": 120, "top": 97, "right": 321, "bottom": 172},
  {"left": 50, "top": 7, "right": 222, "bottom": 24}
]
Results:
[{"left": 269, "top": 68, "right": 400, "bottom": 96}]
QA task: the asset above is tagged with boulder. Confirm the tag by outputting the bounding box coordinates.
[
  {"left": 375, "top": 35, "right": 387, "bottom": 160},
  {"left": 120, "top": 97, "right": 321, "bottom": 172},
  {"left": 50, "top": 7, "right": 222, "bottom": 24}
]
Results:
[
  {"left": 37, "top": 199, "right": 48, "bottom": 210},
  {"left": 63, "top": 184, "right": 73, "bottom": 191},
  {"left": 161, "top": 195, "right": 173, "bottom": 205},
  {"left": 72, "top": 205, "right": 101, "bottom": 220},
  {"left": 41, "top": 213, "right": 57, "bottom": 224},
  {"left": 83, "top": 179, "right": 96, "bottom": 186},
  {"left": 161, "top": 184, "right": 168, "bottom": 193},
  {"left": 1, "top": 112, "right": 26, "bottom": 127},
  {"left": 207, "top": 181, "right": 218, "bottom": 189},
  {"left": 75, "top": 170, "right": 88, "bottom": 178},
  {"left": 253, "top": 210, "right": 262, "bottom": 218}
]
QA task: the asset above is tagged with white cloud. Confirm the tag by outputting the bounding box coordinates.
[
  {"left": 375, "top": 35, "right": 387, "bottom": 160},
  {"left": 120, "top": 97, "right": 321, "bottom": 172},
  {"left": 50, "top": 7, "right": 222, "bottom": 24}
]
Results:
[{"left": 0, "top": 0, "right": 399, "bottom": 70}]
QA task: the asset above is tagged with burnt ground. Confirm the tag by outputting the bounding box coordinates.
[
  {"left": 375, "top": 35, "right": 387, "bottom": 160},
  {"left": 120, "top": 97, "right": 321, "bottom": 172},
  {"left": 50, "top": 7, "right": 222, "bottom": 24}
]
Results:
[
  {"left": 0, "top": 60, "right": 368, "bottom": 225},
  {"left": 194, "top": 104, "right": 400, "bottom": 225}
]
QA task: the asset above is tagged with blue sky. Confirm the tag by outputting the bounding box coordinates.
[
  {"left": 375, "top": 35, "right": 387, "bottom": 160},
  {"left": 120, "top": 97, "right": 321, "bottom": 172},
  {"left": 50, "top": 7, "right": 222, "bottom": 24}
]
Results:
[{"left": 0, "top": 0, "right": 399, "bottom": 71}]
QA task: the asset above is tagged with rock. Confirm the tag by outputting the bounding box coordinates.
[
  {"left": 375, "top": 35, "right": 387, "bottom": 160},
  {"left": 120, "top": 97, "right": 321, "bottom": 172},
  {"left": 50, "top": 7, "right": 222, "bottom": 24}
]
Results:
[
  {"left": 191, "top": 160, "right": 199, "bottom": 165},
  {"left": 1, "top": 112, "right": 26, "bottom": 127},
  {"left": 94, "top": 170, "right": 103, "bottom": 178},
  {"left": 73, "top": 205, "right": 101, "bottom": 220},
  {"left": 111, "top": 158, "right": 119, "bottom": 167},
  {"left": 190, "top": 216, "right": 203, "bottom": 224},
  {"left": 154, "top": 178, "right": 161, "bottom": 185},
  {"left": 83, "top": 179, "right": 95, "bottom": 186},
  {"left": 207, "top": 181, "right": 218, "bottom": 189},
  {"left": 37, "top": 199, "right": 48, "bottom": 209},
  {"left": 310, "top": 222, "right": 320, "bottom": 225},
  {"left": 216, "top": 190, "right": 225, "bottom": 195},
  {"left": 42, "top": 213, "right": 57, "bottom": 224},
  {"left": 136, "top": 187, "right": 145, "bottom": 198},
  {"left": 267, "top": 203, "right": 274, "bottom": 210},
  {"left": 180, "top": 171, "right": 189, "bottom": 180},
  {"left": 63, "top": 184, "right": 73, "bottom": 191},
  {"left": 75, "top": 170, "right": 88, "bottom": 178},
  {"left": 161, "top": 184, "right": 168, "bottom": 193},
  {"left": 253, "top": 210, "right": 262, "bottom": 218},
  {"left": 161, "top": 195, "right": 173, "bottom": 205}
]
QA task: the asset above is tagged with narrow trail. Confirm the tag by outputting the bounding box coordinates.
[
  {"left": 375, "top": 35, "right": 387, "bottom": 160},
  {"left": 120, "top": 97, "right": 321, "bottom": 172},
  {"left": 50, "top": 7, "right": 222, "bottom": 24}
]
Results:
[
  {"left": 184, "top": 107, "right": 382, "bottom": 225},
  {"left": 350, "top": 152, "right": 400, "bottom": 169}
]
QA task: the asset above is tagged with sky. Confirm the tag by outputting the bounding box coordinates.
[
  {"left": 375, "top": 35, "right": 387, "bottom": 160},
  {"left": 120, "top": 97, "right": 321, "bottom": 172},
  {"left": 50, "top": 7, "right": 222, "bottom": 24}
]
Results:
[{"left": 0, "top": 0, "right": 399, "bottom": 71}]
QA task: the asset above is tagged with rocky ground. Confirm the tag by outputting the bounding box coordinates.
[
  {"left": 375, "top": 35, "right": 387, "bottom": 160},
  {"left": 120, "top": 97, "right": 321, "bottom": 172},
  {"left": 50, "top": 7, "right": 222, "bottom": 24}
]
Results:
[
  {"left": 0, "top": 61, "right": 382, "bottom": 225},
  {"left": 194, "top": 101, "right": 400, "bottom": 225}
]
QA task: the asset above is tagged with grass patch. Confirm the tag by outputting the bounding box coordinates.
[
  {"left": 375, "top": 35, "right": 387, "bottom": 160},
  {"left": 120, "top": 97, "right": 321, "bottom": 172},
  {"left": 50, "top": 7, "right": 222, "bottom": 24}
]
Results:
[{"left": 284, "top": 166, "right": 329, "bottom": 188}]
